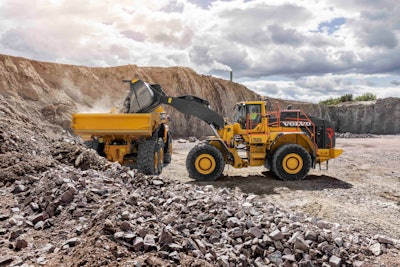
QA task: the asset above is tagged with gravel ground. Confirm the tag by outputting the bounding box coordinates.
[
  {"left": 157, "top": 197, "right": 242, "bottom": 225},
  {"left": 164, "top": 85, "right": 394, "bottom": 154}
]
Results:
[{"left": 163, "top": 137, "right": 400, "bottom": 240}]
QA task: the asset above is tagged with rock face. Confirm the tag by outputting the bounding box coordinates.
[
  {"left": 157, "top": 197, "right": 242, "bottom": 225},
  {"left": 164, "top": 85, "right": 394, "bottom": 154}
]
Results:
[
  {"left": 0, "top": 54, "right": 399, "bottom": 136},
  {"left": 0, "top": 54, "right": 258, "bottom": 137},
  {"left": 328, "top": 98, "right": 400, "bottom": 134}
]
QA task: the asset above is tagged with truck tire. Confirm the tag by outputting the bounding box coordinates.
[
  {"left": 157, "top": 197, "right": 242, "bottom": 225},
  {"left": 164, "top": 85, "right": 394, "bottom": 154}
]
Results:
[
  {"left": 137, "top": 138, "right": 162, "bottom": 175},
  {"left": 186, "top": 143, "right": 225, "bottom": 181},
  {"left": 271, "top": 144, "right": 311, "bottom": 181},
  {"left": 157, "top": 138, "right": 165, "bottom": 172},
  {"left": 163, "top": 134, "right": 172, "bottom": 164}
]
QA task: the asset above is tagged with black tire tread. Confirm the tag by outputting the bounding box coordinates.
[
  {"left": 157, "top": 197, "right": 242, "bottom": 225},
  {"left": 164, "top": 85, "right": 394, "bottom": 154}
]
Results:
[
  {"left": 271, "top": 144, "right": 311, "bottom": 181},
  {"left": 186, "top": 143, "right": 225, "bottom": 181},
  {"left": 163, "top": 134, "right": 172, "bottom": 164},
  {"left": 157, "top": 138, "right": 164, "bottom": 173},
  {"left": 137, "top": 138, "right": 160, "bottom": 175}
]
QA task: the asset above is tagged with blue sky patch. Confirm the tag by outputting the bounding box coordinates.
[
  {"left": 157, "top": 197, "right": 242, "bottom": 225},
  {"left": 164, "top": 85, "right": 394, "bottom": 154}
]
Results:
[{"left": 318, "top": 17, "right": 346, "bottom": 35}]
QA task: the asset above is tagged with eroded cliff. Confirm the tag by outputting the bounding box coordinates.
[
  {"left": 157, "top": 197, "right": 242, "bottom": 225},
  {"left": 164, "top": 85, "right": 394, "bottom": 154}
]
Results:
[
  {"left": 0, "top": 54, "right": 259, "bottom": 137},
  {"left": 0, "top": 54, "right": 399, "bottom": 136}
]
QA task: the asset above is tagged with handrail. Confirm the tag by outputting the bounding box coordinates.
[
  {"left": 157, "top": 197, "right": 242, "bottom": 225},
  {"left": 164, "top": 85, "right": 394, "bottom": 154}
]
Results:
[{"left": 265, "top": 107, "right": 318, "bottom": 150}]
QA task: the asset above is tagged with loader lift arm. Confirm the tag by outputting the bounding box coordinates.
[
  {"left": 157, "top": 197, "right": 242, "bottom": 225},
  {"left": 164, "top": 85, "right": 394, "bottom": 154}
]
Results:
[
  {"left": 124, "top": 79, "right": 225, "bottom": 130},
  {"left": 159, "top": 95, "right": 224, "bottom": 130}
]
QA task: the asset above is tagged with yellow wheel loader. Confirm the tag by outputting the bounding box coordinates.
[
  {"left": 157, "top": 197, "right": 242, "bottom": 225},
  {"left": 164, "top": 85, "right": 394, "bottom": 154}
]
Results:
[
  {"left": 184, "top": 100, "right": 343, "bottom": 181},
  {"left": 72, "top": 79, "right": 343, "bottom": 180}
]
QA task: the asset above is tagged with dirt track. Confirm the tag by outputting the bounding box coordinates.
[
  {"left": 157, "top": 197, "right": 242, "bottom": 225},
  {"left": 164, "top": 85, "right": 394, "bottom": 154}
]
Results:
[{"left": 163, "top": 136, "right": 400, "bottom": 239}]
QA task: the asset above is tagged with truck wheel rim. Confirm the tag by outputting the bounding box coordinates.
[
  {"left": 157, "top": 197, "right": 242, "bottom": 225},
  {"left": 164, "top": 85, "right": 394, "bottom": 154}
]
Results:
[
  {"left": 282, "top": 153, "right": 303, "bottom": 174},
  {"left": 195, "top": 154, "right": 216, "bottom": 175}
]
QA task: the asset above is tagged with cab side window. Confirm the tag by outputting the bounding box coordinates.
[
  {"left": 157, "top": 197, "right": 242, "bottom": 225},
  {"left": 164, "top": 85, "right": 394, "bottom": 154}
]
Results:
[
  {"left": 233, "top": 105, "right": 247, "bottom": 128},
  {"left": 248, "top": 104, "right": 261, "bottom": 128}
]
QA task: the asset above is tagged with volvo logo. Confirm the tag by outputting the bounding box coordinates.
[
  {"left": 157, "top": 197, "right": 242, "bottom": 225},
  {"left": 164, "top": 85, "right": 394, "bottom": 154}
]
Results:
[{"left": 281, "top": 121, "right": 312, "bottom": 127}]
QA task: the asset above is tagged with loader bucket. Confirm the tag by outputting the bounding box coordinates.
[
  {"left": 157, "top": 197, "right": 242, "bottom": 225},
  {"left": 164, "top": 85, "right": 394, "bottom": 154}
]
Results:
[{"left": 121, "top": 79, "right": 168, "bottom": 113}]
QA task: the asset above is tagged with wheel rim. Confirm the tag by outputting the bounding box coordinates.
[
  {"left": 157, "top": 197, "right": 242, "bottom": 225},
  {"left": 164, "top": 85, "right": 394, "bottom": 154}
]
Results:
[
  {"left": 195, "top": 154, "right": 216, "bottom": 175},
  {"left": 282, "top": 153, "right": 303, "bottom": 174}
]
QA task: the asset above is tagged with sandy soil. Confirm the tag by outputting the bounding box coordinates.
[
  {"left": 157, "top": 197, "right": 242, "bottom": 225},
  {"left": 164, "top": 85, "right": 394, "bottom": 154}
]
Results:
[{"left": 162, "top": 136, "right": 400, "bottom": 239}]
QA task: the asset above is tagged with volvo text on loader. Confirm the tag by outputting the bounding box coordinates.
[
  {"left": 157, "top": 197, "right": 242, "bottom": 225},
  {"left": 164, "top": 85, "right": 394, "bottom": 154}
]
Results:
[{"left": 71, "top": 79, "right": 343, "bottom": 181}]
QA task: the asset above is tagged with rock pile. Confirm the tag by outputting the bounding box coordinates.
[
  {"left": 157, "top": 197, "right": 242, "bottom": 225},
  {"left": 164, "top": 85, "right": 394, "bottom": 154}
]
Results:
[{"left": 1, "top": 163, "right": 399, "bottom": 266}]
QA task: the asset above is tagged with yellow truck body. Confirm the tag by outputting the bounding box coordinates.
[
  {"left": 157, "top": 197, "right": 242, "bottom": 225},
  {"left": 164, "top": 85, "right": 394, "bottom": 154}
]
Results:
[
  {"left": 71, "top": 112, "right": 160, "bottom": 141},
  {"left": 71, "top": 106, "right": 171, "bottom": 174}
]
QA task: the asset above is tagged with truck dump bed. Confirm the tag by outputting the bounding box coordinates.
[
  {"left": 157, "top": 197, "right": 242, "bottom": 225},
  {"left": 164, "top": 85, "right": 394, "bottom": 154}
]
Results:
[{"left": 71, "top": 113, "right": 159, "bottom": 140}]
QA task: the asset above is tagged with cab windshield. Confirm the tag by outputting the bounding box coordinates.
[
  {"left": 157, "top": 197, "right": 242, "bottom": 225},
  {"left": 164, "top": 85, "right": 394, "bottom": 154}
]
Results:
[{"left": 233, "top": 103, "right": 262, "bottom": 129}]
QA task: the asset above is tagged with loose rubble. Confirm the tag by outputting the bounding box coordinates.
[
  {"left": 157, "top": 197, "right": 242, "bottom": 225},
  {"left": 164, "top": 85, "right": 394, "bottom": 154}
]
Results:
[
  {"left": 336, "top": 133, "right": 381, "bottom": 138},
  {"left": 1, "top": 164, "right": 399, "bottom": 266},
  {"left": 1, "top": 95, "right": 399, "bottom": 266}
]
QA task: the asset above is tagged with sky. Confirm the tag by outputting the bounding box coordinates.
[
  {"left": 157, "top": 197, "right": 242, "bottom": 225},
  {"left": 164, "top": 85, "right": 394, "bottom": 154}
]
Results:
[{"left": 0, "top": 0, "right": 400, "bottom": 103}]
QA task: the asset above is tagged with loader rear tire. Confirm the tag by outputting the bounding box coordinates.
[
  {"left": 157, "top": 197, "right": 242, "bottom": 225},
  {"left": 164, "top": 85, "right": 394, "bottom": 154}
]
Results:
[
  {"left": 271, "top": 144, "right": 311, "bottom": 181},
  {"left": 137, "top": 138, "right": 162, "bottom": 175},
  {"left": 186, "top": 143, "right": 225, "bottom": 181}
]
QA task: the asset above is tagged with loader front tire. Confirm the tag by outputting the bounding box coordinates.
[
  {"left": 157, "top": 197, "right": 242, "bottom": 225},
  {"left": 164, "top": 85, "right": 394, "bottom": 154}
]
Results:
[
  {"left": 137, "top": 138, "right": 162, "bottom": 175},
  {"left": 271, "top": 144, "right": 311, "bottom": 181},
  {"left": 264, "top": 155, "right": 272, "bottom": 170},
  {"left": 186, "top": 143, "right": 225, "bottom": 181}
]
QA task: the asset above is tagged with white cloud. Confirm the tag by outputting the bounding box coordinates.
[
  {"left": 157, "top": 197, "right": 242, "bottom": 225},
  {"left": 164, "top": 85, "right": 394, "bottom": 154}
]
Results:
[
  {"left": 242, "top": 73, "right": 398, "bottom": 103},
  {"left": 0, "top": 0, "right": 399, "bottom": 102}
]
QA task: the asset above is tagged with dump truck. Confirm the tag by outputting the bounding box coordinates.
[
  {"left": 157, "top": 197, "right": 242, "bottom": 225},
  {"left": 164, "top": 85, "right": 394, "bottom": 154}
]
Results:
[
  {"left": 72, "top": 79, "right": 343, "bottom": 181},
  {"left": 71, "top": 80, "right": 172, "bottom": 175}
]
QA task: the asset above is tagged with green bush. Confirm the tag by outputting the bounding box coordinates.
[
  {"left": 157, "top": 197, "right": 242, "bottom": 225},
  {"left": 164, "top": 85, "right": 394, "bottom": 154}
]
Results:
[
  {"left": 319, "top": 92, "right": 376, "bottom": 105},
  {"left": 354, "top": 92, "right": 377, "bottom": 101},
  {"left": 340, "top": 93, "right": 353, "bottom": 102}
]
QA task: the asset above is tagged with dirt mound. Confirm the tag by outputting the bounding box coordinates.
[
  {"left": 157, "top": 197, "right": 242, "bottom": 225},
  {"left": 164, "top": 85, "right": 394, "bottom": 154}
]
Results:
[
  {"left": 0, "top": 153, "right": 55, "bottom": 184},
  {"left": 0, "top": 95, "right": 109, "bottom": 185},
  {"left": 0, "top": 96, "right": 51, "bottom": 155}
]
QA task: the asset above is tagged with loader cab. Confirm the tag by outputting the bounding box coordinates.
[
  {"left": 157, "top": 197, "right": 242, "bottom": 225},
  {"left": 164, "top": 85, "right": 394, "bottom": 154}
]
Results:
[{"left": 233, "top": 102, "right": 263, "bottom": 129}]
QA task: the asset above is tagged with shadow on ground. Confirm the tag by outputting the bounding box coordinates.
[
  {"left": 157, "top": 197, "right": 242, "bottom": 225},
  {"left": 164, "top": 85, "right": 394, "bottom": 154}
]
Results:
[{"left": 188, "top": 171, "right": 352, "bottom": 196}]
